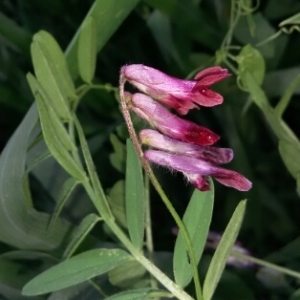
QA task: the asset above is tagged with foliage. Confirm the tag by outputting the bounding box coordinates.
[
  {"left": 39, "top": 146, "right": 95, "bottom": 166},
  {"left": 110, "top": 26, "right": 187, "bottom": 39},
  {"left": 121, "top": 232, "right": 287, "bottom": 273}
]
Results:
[{"left": 1, "top": 0, "right": 300, "bottom": 299}]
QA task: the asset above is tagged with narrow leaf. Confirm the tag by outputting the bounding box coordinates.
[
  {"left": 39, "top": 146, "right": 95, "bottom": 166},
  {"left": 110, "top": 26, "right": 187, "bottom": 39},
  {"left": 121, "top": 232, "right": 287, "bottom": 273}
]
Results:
[
  {"left": 63, "top": 213, "right": 101, "bottom": 259},
  {"left": 203, "top": 200, "right": 247, "bottom": 300},
  {"left": 109, "top": 180, "right": 127, "bottom": 228},
  {"left": 173, "top": 183, "right": 214, "bottom": 287},
  {"left": 22, "top": 249, "right": 131, "bottom": 296},
  {"left": 31, "top": 41, "right": 71, "bottom": 121},
  {"left": 66, "top": 0, "right": 141, "bottom": 80},
  {"left": 27, "top": 73, "right": 87, "bottom": 182},
  {"left": 105, "top": 288, "right": 160, "bottom": 300},
  {"left": 49, "top": 178, "right": 79, "bottom": 232},
  {"left": 108, "top": 259, "right": 146, "bottom": 287},
  {"left": 74, "top": 117, "right": 112, "bottom": 217},
  {"left": 78, "top": 16, "right": 97, "bottom": 83},
  {"left": 0, "top": 104, "right": 71, "bottom": 250},
  {"left": 278, "top": 140, "right": 300, "bottom": 179},
  {"left": 125, "top": 140, "right": 145, "bottom": 250},
  {"left": 33, "top": 31, "right": 76, "bottom": 101}
]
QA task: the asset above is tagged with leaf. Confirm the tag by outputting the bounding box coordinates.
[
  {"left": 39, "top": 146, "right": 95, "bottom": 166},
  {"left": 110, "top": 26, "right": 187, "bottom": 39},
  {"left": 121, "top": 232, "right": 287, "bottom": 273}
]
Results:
[
  {"left": 105, "top": 288, "right": 160, "bottom": 300},
  {"left": 78, "top": 16, "right": 97, "bottom": 83},
  {"left": 22, "top": 249, "right": 131, "bottom": 296},
  {"left": 27, "top": 73, "right": 87, "bottom": 182},
  {"left": 74, "top": 117, "right": 112, "bottom": 217},
  {"left": 0, "top": 104, "right": 71, "bottom": 250},
  {"left": 125, "top": 140, "right": 145, "bottom": 250},
  {"left": 173, "top": 184, "right": 214, "bottom": 287},
  {"left": 108, "top": 259, "right": 146, "bottom": 287},
  {"left": 63, "top": 213, "right": 101, "bottom": 259},
  {"left": 243, "top": 71, "right": 269, "bottom": 110},
  {"left": 203, "top": 200, "right": 247, "bottom": 300},
  {"left": 278, "top": 140, "right": 300, "bottom": 179},
  {"left": 109, "top": 180, "right": 127, "bottom": 228},
  {"left": 31, "top": 41, "right": 71, "bottom": 121},
  {"left": 33, "top": 31, "right": 76, "bottom": 101},
  {"left": 237, "top": 44, "right": 266, "bottom": 87},
  {"left": 109, "top": 134, "right": 126, "bottom": 173},
  {"left": 0, "top": 0, "right": 140, "bottom": 252},
  {"left": 66, "top": 0, "right": 142, "bottom": 80},
  {"left": 48, "top": 178, "right": 80, "bottom": 232}
]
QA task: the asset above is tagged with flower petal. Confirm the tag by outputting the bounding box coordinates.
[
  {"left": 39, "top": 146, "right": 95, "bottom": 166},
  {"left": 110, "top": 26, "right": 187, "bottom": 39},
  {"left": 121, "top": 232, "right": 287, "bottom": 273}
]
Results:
[
  {"left": 131, "top": 93, "right": 219, "bottom": 146},
  {"left": 140, "top": 129, "right": 233, "bottom": 164},
  {"left": 122, "top": 64, "right": 230, "bottom": 114},
  {"left": 144, "top": 150, "right": 252, "bottom": 191}
]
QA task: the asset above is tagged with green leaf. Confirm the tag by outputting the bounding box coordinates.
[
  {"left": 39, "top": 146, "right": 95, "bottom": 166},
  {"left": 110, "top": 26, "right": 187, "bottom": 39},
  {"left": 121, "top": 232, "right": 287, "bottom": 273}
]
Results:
[
  {"left": 203, "top": 200, "right": 247, "bottom": 300},
  {"left": 108, "top": 259, "right": 146, "bottom": 287},
  {"left": 31, "top": 41, "right": 72, "bottom": 121},
  {"left": 105, "top": 288, "right": 160, "bottom": 300},
  {"left": 243, "top": 71, "right": 269, "bottom": 110},
  {"left": 173, "top": 184, "right": 214, "bottom": 287},
  {"left": 237, "top": 44, "right": 266, "bottom": 87},
  {"left": 33, "top": 31, "right": 76, "bottom": 102},
  {"left": 109, "top": 134, "right": 126, "bottom": 173},
  {"left": 22, "top": 248, "right": 131, "bottom": 296},
  {"left": 49, "top": 178, "right": 80, "bottom": 232},
  {"left": 78, "top": 16, "right": 97, "bottom": 83},
  {"left": 109, "top": 180, "right": 127, "bottom": 228},
  {"left": 125, "top": 140, "right": 145, "bottom": 250},
  {"left": 278, "top": 140, "right": 300, "bottom": 179},
  {"left": 27, "top": 73, "right": 87, "bottom": 182},
  {"left": 74, "top": 117, "right": 112, "bottom": 218},
  {"left": 63, "top": 213, "right": 101, "bottom": 259},
  {"left": 25, "top": 150, "right": 52, "bottom": 174},
  {"left": 66, "top": 0, "right": 141, "bottom": 80},
  {"left": 0, "top": 104, "right": 72, "bottom": 250}
]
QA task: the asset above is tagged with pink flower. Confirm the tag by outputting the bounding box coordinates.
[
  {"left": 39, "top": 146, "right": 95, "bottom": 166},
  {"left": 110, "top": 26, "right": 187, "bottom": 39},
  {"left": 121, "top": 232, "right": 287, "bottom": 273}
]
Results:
[
  {"left": 144, "top": 150, "right": 252, "bottom": 191},
  {"left": 139, "top": 129, "right": 233, "bottom": 164},
  {"left": 121, "top": 64, "right": 230, "bottom": 115},
  {"left": 130, "top": 93, "right": 219, "bottom": 146}
]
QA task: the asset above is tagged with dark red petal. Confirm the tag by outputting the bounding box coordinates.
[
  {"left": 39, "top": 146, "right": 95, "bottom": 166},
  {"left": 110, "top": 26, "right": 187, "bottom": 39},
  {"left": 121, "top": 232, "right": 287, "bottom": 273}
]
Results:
[
  {"left": 194, "top": 67, "right": 231, "bottom": 85},
  {"left": 183, "top": 123, "right": 220, "bottom": 146}
]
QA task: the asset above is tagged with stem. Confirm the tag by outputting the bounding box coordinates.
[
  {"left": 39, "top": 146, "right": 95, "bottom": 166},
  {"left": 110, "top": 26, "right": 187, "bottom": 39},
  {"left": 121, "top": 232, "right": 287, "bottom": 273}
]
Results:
[
  {"left": 107, "top": 220, "right": 194, "bottom": 300},
  {"left": 144, "top": 176, "right": 158, "bottom": 289},
  {"left": 119, "top": 75, "right": 203, "bottom": 300}
]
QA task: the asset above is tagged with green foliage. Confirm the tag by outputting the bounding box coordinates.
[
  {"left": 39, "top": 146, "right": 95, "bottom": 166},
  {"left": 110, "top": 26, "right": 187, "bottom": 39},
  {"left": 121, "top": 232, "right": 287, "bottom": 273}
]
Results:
[{"left": 1, "top": 0, "right": 300, "bottom": 299}]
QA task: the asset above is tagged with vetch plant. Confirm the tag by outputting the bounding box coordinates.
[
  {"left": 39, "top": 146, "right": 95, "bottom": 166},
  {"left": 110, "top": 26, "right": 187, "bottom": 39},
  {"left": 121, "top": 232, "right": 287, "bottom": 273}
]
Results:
[{"left": 1, "top": 1, "right": 300, "bottom": 300}]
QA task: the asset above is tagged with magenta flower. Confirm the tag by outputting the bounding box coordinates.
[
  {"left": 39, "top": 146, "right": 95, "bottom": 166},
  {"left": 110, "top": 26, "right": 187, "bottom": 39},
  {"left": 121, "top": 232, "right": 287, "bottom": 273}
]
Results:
[
  {"left": 121, "top": 64, "right": 230, "bottom": 115},
  {"left": 139, "top": 129, "right": 233, "bottom": 164},
  {"left": 130, "top": 93, "right": 219, "bottom": 146},
  {"left": 144, "top": 150, "right": 252, "bottom": 191}
]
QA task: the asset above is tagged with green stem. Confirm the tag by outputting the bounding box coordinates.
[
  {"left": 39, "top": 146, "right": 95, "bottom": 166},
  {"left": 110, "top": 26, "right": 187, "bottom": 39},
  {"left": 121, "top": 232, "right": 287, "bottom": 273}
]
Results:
[
  {"left": 107, "top": 220, "right": 194, "bottom": 300},
  {"left": 119, "top": 75, "right": 202, "bottom": 300},
  {"left": 144, "top": 176, "right": 158, "bottom": 289}
]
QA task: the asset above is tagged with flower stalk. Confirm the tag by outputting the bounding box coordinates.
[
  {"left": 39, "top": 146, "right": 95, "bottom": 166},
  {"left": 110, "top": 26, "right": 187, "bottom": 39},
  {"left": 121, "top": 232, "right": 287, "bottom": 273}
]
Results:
[{"left": 119, "top": 74, "right": 203, "bottom": 300}]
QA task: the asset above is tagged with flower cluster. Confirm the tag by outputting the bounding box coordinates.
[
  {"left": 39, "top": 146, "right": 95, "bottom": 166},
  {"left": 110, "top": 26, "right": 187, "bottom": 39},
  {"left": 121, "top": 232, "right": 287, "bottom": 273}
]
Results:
[{"left": 121, "top": 64, "right": 251, "bottom": 191}]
